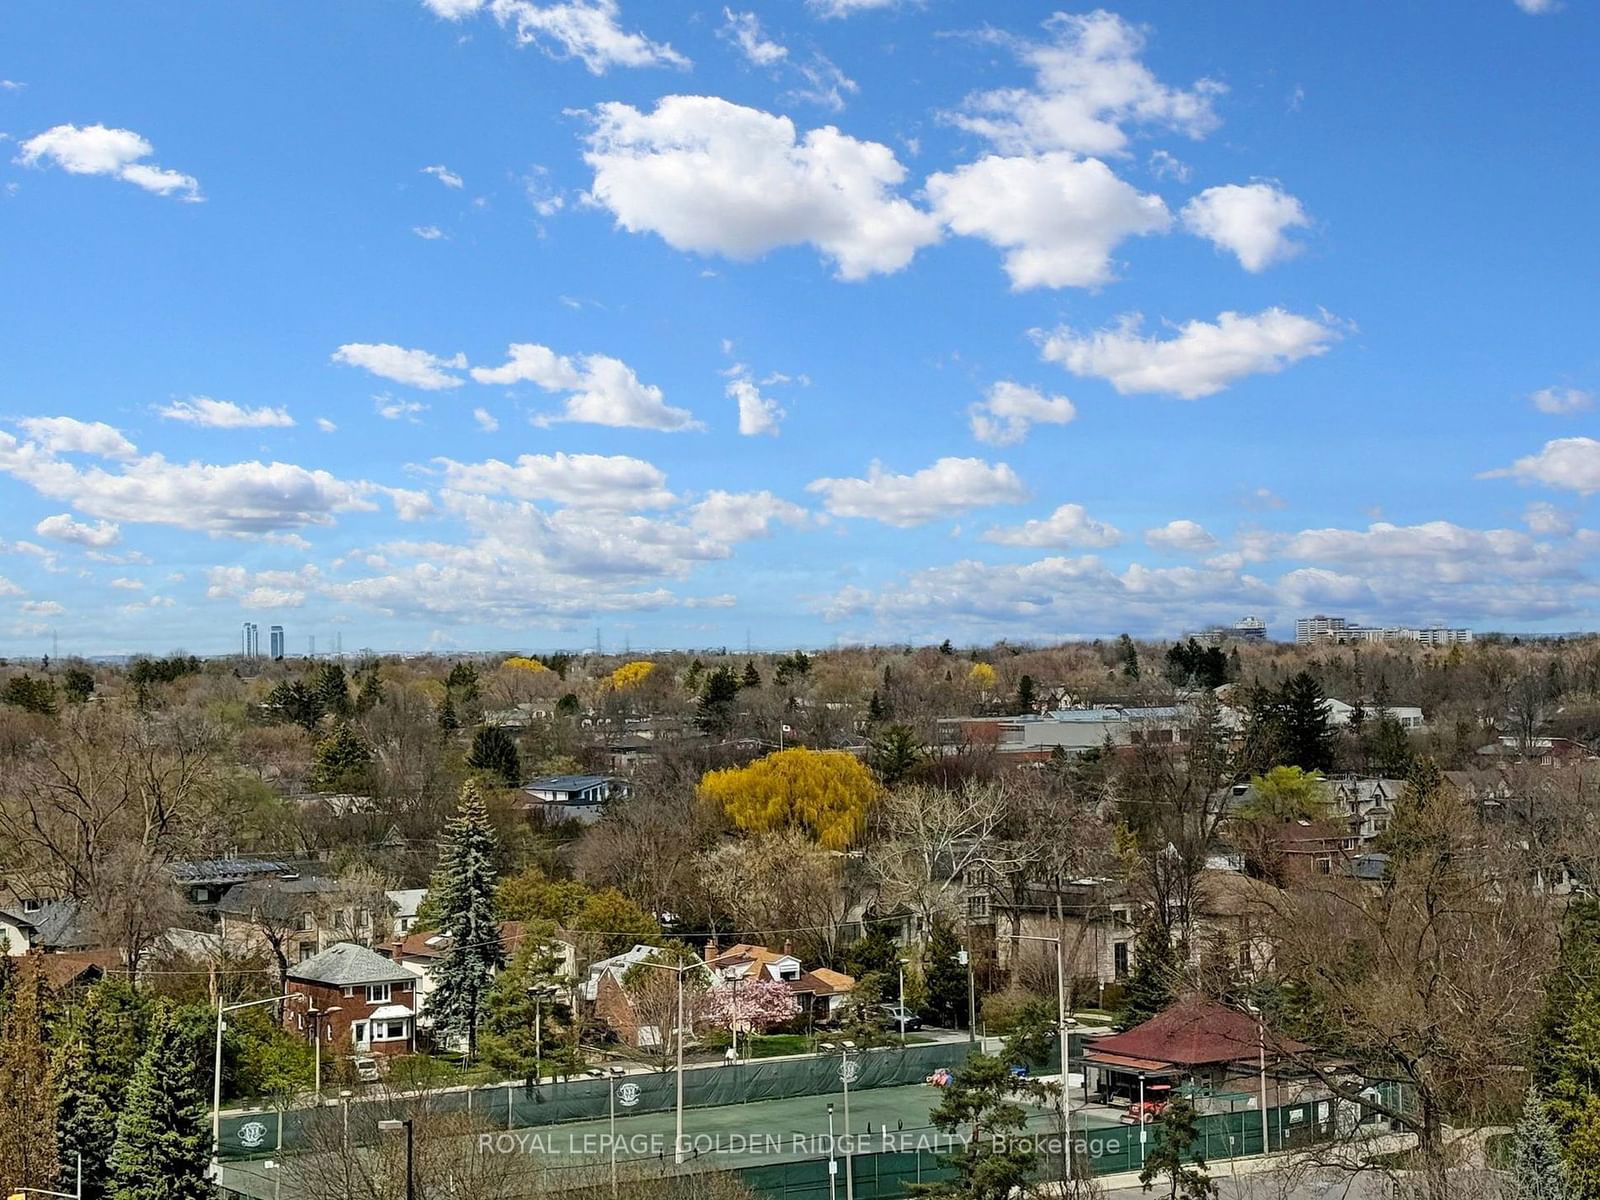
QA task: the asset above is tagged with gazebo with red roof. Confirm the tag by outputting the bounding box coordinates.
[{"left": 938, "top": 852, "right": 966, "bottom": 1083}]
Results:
[{"left": 1083, "top": 998, "right": 1308, "bottom": 1107}]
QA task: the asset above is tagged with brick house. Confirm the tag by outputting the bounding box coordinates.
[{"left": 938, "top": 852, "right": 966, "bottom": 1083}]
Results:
[{"left": 284, "top": 942, "right": 419, "bottom": 1057}]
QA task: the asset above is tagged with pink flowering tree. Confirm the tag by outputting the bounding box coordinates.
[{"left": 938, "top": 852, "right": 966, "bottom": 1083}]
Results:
[{"left": 704, "top": 977, "right": 796, "bottom": 1034}]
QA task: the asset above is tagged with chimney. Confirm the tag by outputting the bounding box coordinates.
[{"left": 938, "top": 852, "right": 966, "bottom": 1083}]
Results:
[
  {"left": 782, "top": 940, "right": 793, "bottom": 957},
  {"left": 703, "top": 938, "right": 719, "bottom": 962}
]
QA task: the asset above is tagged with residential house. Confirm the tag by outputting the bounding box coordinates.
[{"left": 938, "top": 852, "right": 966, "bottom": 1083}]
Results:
[
  {"left": 517, "top": 775, "right": 629, "bottom": 824},
  {"left": 583, "top": 944, "right": 668, "bottom": 1048},
  {"left": 168, "top": 858, "right": 293, "bottom": 910},
  {"left": 284, "top": 942, "right": 419, "bottom": 1057},
  {"left": 701, "top": 941, "right": 856, "bottom": 1022},
  {"left": 994, "top": 869, "right": 1281, "bottom": 996},
  {"left": 1477, "top": 736, "right": 1596, "bottom": 766},
  {"left": 387, "top": 888, "right": 427, "bottom": 935},
  {"left": 217, "top": 875, "right": 385, "bottom": 972},
  {"left": 0, "top": 899, "right": 93, "bottom": 956},
  {"left": 991, "top": 878, "right": 1138, "bottom": 996},
  {"left": 385, "top": 921, "right": 573, "bottom": 1033},
  {"left": 1325, "top": 776, "right": 1406, "bottom": 850}
]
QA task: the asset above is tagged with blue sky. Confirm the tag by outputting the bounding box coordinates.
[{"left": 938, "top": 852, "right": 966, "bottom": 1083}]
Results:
[{"left": 2, "top": 0, "right": 1598, "bottom": 656}]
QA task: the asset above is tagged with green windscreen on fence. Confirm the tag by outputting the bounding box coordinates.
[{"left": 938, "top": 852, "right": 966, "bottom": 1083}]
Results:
[{"left": 218, "top": 1041, "right": 986, "bottom": 1161}]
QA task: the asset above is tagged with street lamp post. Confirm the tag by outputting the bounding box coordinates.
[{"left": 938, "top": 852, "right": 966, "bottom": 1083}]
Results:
[
  {"left": 212, "top": 994, "right": 303, "bottom": 1166},
  {"left": 897, "top": 960, "right": 907, "bottom": 1048},
  {"left": 378, "top": 1118, "right": 415, "bottom": 1200},
  {"left": 958, "top": 947, "right": 976, "bottom": 1043},
  {"left": 1138, "top": 1073, "right": 1147, "bottom": 1167},
  {"left": 827, "top": 1101, "right": 838, "bottom": 1200},
  {"left": 633, "top": 956, "right": 714, "bottom": 1164},
  {"left": 821, "top": 1043, "right": 856, "bottom": 1200},
  {"left": 607, "top": 1066, "right": 626, "bottom": 1200},
  {"left": 308, "top": 1006, "right": 342, "bottom": 1098},
  {"left": 1010, "top": 931, "right": 1077, "bottom": 1183},
  {"left": 527, "top": 982, "right": 560, "bottom": 1088}
]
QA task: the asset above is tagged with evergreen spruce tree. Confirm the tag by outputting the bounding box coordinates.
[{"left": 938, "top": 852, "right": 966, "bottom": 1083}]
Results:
[
  {"left": 1116, "top": 921, "right": 1177, "bottom": 1031},
  {"left": 438, "top": 695, "right": 460, "bottom": 732},
  {"left": 741, "top": 661, "right": 761, "bottom": 689},
  {"left": 0, "top": 966, "right": 58, "bottom": 1189},
  {"left": 466, "top": 725, "right": 522, "bottom": 786},
  {"left": 696, "top": 665, "right": 740, "bottom": 735},
  {"left": 923, "top": 920, "right": 968, "bottom": 1027},
  {"left": 1510, "top": 1087, "right": 1571, "bottom": 1200},
  {"left": 1139, "top": 1096, "right": 1216, "bottom": 1200},
  {"left": 311, "top": 662, "right": 351, "bottom": 717},
  {"left": 309, "top": 720, "right": 373, "bottom": 791},
  {"left": 1016, "top": 674, "right": 1037, "bottom": 712},
  {"left": 1535, "top": 897, "right": 1600, "bottom": 1193},
  {"left": 1117, "top": 634, "right": 1141, "bottom": 679},
  {"left": 1277, "top": 672, "right": 1336, "bottom": 772},
  {"left": 56, "top": 985, "right": 146, "bottom": 1200},
  {"left": 481, "top": 934, "right": 576, "bottom": 1083},
  {"left": 107, "top": 1007, "right": 211, "bottom": 1200},
  {"left": 429, "top": 780, "right": 506, "bottom": 1060}
]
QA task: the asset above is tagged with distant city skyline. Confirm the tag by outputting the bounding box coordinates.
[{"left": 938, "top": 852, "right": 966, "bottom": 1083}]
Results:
[{"left": 3, "top": 3, "right": 1597, "bottom": 655}]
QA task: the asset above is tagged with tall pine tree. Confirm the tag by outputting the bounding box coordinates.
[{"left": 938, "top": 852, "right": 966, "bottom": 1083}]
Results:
[
  {"left": 108, "top": 1006, "right": 211, "bottom": 1200},
  {"left": 1116, "top": 921, "right": 1177, "bottom": 1031},
  {"left": 55, "top": 984, "right": 143, "bottom": 1200},
  {"left": 466, "top": 725, "right": 522, "bottom": 786},
  {"left": 1509, "top": 1087, "right": 1571, "bottom": 1200},
  {"left": 1277, "top": 672, "right": 1335, "bottom": 772},
  {"left": 429, "top": 779, "right": 506, "bottom": 1060}
]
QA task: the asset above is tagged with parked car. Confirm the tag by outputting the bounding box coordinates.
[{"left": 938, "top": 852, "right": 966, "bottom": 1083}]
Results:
[
  {"left": 1121, "top": 1100, "right": 1166, "bottom": 1125},
  {"left": 879, "top": 1004, "right": 923, "bottom": 1032},
  {"left": 354, "top": 1056, "right": 382, "bottom": 1084}
]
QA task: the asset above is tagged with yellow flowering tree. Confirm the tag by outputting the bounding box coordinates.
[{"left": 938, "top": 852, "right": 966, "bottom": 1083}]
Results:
[
  {"left": 698, "top": 748, "right": 880, "bottom": 850},
  {"left": 502, "top": 656, "right": 551, "bottom": 673},
  {"left": 968, "top": 662, "right": 998, "bottom": 692},
  {"left": 607, "top": 661, "right": 657, "bottom": 691}
]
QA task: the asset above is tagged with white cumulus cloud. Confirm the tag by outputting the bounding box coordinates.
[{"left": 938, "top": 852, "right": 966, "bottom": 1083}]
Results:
[
  {"left": 332, "top": 343, "right": 467, "bottom": 390},
  {"left": 928, "top": 152, "right": 1170, "bottom": 290},
  {"left": 1181, "top": 182, "right": 1310, "bottom": 272},
  {"left": 471, "top": 343, "right": 700, "bottom": 431},
  {"left": 15, "top": 123, "right": 201, "bottom": 200},
  {"left": 952, "top": 11, "right": 1224, "bottom": 158},
  {"left": 728, "top": 378, "right": 785, "bottom": 437},
  {"left": 1145, "top": 519, "right": 1219, "bottom": 554},
  {"left": 1038, "top": 307, "right": 1341, "bottom": 399},
  {"left": 1484, "top": 437, "right": 1600, "bottom": 494},
  {"left": 0, "top": 422, "right": 376, "bottom": 535},
  {"left": 583, "top": 95, "right": 940, "bottom": 281},
  {"left": 434, "top": 452, "right": 675, "bottom": 509},
  {"left": 17, "top": 416, "right": 138, "bottom": 460},
  {"left": 807, "top": 457, "right": 1027, "bottom": 527},
  {"left": 982, "top": 503, "right": 1121, "bottom": 549},
  {"left": 35, "top": 513, "right": 121, "bottom": 548},
  {"left": 968, "top": 381, "right": 1077, "bottom": 446},
  {"left": 156, "top": 396, "right": 295, "bottom": 429}
]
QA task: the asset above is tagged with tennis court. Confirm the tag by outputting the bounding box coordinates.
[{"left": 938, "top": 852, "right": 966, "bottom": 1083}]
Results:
[{"left": 219, "top": 1076, "right": 1110, "bottom": 1198}]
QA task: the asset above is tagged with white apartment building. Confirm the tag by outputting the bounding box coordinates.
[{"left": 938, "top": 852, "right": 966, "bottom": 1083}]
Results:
[{"left": 1295, "top": 615, "right": 1472, "bottom": 647}]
